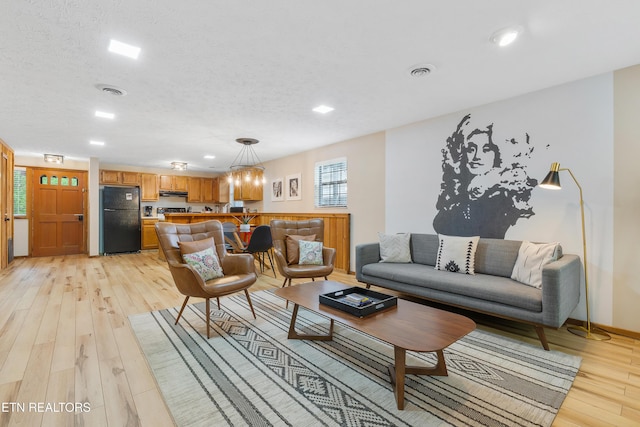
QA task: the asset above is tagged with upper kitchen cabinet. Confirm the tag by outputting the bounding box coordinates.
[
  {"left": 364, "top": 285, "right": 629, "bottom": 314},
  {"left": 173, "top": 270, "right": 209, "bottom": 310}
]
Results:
[
  {"left": 187, "top": 177, "right": 202, "bottom": 202},
  {"left": 140, "top": 173, "right": 159, "bottom": 201},
  {"left": 234, "top": 180, "right": 263, "bottom": 201},
  {"left": 159, "top": 175, "right": 188, "bottom": 192},
  {"left": 187, "top": 177, "right": 220, "bottom": 203},
  {"left": 219, "top": 178, "right": 230, "bottom": 203},
  {"left": 100, "top": 170, "right": 140, "bottom": 185},
  {"left": 202, "top": 177, "right": 219, "bottom": 203}
]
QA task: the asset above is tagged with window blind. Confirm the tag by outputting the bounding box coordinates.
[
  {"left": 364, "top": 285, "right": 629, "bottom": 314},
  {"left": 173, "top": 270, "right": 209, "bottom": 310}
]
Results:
[{"left": 314, "top": 158, "right": 347, "bottom": 207}]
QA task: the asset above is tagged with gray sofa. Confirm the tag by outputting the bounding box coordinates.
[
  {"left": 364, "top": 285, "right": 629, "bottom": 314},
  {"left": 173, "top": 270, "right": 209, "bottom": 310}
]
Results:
[{"left": 355, "top": 234, "right": 581, "bottom": 350}]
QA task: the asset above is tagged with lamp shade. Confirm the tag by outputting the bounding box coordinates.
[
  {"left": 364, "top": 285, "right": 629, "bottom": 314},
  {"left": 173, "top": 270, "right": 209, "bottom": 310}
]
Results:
[{"left": 539, "top": 162, "right": 561, "bottom": 189}]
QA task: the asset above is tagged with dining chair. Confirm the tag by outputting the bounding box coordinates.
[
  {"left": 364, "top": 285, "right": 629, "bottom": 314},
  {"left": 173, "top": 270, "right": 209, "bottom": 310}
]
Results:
[{"left": 244, "top": 225, "right": 276, "bottom": 277}]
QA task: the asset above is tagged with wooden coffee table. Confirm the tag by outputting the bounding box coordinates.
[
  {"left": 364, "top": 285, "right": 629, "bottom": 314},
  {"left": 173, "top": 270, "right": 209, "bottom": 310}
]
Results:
[{"left": 274, "top": 280, "right": 476, "bottom": 410}]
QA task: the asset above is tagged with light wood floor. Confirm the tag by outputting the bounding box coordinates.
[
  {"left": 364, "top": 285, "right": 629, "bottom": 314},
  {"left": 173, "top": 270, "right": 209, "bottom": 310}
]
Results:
[{"left": 0, "top": 252, "right": 638, "bottom": 426}]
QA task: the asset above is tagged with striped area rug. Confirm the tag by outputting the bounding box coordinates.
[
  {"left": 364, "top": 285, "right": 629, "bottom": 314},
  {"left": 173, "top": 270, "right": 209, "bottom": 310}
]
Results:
[{"left": 129, "top": 290, "right": 581, "bottom": 427}]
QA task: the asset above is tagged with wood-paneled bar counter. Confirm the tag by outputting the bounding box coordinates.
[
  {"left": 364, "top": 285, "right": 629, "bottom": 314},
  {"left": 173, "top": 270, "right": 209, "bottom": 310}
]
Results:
[{"left": 163, "top": 212, "right": 351, "bottom": 272}]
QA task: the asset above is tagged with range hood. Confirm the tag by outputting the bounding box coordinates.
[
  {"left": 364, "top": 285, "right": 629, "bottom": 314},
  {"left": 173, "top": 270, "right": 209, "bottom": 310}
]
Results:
[{"left": 159, "top": 190, "right": 188, "bottom": 198}]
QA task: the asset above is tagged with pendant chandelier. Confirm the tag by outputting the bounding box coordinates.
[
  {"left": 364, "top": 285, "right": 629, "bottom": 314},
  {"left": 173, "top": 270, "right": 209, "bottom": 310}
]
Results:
[{"left": 227, "top": 138, "right": 266, "bottom": 186}]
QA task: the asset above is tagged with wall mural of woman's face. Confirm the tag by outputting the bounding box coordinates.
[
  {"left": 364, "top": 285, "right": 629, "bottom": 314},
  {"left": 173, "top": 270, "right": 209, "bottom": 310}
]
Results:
[{"left": 465, "top": 132, "right": 496, "bottom": 176}]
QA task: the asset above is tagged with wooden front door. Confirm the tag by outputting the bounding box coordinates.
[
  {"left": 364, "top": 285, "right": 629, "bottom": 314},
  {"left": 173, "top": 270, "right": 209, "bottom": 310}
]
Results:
[{"left": 31, "top": 169, "right": 87, "bottom": 256}]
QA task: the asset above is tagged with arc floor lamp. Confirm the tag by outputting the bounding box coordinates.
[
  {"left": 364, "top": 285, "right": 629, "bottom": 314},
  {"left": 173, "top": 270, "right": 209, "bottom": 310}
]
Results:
[{"left": 539, "top": 162, "right": 610, "bottom": 341}]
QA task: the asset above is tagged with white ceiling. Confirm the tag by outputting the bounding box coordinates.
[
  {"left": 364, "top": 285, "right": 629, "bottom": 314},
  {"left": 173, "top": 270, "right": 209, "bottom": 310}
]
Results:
[{"left": 1, "top": 1, "right": 640, "bottom": 173}]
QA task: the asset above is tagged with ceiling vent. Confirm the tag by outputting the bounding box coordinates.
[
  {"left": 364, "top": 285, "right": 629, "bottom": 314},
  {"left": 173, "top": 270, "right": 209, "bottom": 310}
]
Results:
[
  {"left": 96, "top": 84, "right": 127, "bottom": 96},
  {"left": 408, "top": 63, "right": 436, "bottom": 78}
]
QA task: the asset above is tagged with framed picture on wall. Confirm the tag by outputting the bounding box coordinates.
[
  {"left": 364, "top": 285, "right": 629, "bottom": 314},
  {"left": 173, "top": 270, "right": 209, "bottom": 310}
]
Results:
[
  {"left": 271, "top": 178, "right": 284, "bottom": 201},
  {"left": 286, "top": 173, "right": 301, "bottom": 200}
]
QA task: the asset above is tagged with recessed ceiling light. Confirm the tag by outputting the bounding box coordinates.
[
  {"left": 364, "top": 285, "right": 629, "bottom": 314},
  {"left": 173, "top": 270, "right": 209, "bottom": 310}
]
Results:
[
  {"left": 490, "top": 26, "right": 523, "bottom": 47},
  {"left": 90, "top": 140, "right": 105, "bottom": 146},
  {"left": 108, "top": 39, "right": 141, "bottom": 59},
  {"left": 313, "top": 105, "right": 334, "bottom": 114},
  {"left": 204, "top": 155, "right": 216, "bottom": 159},
  {"left": 95, "top": 110, "right": 115, "bottom": 119}
]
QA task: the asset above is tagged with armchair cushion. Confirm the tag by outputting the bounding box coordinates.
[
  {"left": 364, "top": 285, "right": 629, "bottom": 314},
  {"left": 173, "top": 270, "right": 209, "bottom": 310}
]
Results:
[
  {"left": 285, "top": 234, "right": 316, "bottom": 264},
  {"left": 299, "top": 240, "right": 323, "bottom": 265}
]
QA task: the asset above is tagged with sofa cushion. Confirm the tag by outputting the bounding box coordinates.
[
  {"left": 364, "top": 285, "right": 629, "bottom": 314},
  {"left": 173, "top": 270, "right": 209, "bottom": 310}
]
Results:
[
  {"left": 378, "top": 232, "right": 412, "bottom": 263},
  {"left": 410, "top": 234, "right": 440, "bottom": 265},
  {"left": 435, "top": 234, "right": 479, "bottom": 275},
  {"left": 474, "top": 238, "right": 523, "bottom": 277},
  {"left": 361, "top": 262, "right": 541, "bottom": 312}
]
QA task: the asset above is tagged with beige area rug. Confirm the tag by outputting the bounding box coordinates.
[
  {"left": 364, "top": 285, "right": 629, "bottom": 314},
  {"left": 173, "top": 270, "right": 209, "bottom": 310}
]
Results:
[{"left": 129, "top": 290, "right": 581, "bottom": 427}]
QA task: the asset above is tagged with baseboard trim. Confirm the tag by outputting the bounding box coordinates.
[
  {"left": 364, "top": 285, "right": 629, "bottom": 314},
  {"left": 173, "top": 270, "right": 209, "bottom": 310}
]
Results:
[{"left": 566, "top": 318, "right": 640, "bottom": 340}]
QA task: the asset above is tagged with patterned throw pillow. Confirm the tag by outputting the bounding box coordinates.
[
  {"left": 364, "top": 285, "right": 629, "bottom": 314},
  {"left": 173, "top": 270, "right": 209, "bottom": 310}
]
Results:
[
  {"left": 511, "top": 241, "right": 559, "bottom": 288},
  {"left": 434, "top": 234, "right": 480, "bottom": 275},
  {"left": 182, "top": 246, "right": 224, "bottom": 281},
  {"left": 378, "top": 232, "right": 412, "bottom": 263},
  {"left": 298, "top": 240, "right": 323, "bottom": 265}
]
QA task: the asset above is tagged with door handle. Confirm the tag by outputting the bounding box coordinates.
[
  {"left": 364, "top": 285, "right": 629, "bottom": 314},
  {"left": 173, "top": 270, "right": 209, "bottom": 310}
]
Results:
[{"left": 74, "top": 214, "right": 84, "bottom": 221}]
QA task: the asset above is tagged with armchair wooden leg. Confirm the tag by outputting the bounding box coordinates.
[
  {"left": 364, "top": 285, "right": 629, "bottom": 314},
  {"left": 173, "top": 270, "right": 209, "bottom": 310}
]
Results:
[
  {"left": 245, "top": 289, "right": 257, "bottom": 319},
  {"left": 205, "top": 298, "right": 211, "bottom": 339},
  {"left": 216, "top": 297, "right": 220, "bottom": 310},
  {"left": 176, "top": 296, "right": 190, "bottom": 324}
]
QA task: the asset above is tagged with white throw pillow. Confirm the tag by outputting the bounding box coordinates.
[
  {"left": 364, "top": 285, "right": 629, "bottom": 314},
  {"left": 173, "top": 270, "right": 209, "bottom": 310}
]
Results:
[
  {"left": 378, "top": 233, "right": 412, "bottom": 263},
  {"left": 511, "top": 241, "right": 559, "bottom": 288},
  {"left": 434, "top": 234, "right": 480, "bottom": 275}
]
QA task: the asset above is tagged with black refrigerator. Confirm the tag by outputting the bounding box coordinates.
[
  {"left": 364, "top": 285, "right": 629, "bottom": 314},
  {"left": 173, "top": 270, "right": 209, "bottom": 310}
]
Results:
[{"left": 102, "top": 186, "right": 141, "bottom": 254}]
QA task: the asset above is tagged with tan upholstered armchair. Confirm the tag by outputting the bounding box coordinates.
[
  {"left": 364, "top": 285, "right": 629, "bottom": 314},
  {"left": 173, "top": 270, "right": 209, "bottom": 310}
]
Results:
[
  {"left": 270, "top": 219, "right": 336, "bottom": 288},
  {"left": 156, "top": 220, "right": 257, "bottom": 338}
]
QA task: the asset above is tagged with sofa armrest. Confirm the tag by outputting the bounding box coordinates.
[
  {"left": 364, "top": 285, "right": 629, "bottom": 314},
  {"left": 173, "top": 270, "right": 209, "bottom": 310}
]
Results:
[
  {"left": 541, "top": 254, "right": 581, "bottom": 327},
  {"left": 355, "top": 243, "right": 381, "bottom": 282}
]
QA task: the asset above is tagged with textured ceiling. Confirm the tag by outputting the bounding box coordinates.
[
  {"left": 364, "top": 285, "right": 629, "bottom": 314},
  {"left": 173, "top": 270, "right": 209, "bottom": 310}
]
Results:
[{"left": 1, "top": 1, "right": 640, "bottom": 172}]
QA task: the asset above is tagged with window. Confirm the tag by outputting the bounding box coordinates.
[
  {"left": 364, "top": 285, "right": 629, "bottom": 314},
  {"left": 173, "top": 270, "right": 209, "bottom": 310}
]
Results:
[
  {"left": 14, "top": 167, "right": 27, "bottom": 216},
  {"left": 314, "top": 158, "right": 347, "bottom": 207}
]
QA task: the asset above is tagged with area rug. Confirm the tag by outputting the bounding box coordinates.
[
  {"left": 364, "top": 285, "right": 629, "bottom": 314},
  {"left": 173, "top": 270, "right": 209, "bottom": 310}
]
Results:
[{"left": 129, "top": 290, "right": 581, "bottom": 427}]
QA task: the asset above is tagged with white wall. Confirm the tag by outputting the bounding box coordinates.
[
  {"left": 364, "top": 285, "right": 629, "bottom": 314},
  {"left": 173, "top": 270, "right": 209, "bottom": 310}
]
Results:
[
  {"left": 385, "top": 73, "right": 614, "bottom": 326},
  {"left": 259, "top": 132, "right": 386, "bottom": 272}
]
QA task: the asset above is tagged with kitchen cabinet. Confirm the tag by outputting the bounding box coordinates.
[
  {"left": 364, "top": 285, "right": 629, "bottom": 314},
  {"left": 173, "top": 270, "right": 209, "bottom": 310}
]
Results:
[
  {"left": 121, "top": 171, "right": 140, "bottom": 185},
  {"left": 202, "top": 177, "right": 219, "bottom": 203},
  {"left": 100, "top": 170, "right": 121, "bottom": 185},
  {"left": 100, "top": 170, "right": 140, "bottom": 185},
  {"left": 159, "top": 175, "right": 188, "bottom": 192},
  {"left": 187, "top": 177, "right": 221, "bottom": 203},
  {"left": 234, "top": 180, "right": 263, "bottom": 201},
  {"left": 187, "top": 177, "right": 203, "bottom": 202},
  {"left": 219, "top": 178, "right": 230, "bottom": 203},
  {"left": 141, "top": 218, "right": 159, "bottom": 249},
  {"left": 140, "top": 173, "right": 159, "bottom": 201}
]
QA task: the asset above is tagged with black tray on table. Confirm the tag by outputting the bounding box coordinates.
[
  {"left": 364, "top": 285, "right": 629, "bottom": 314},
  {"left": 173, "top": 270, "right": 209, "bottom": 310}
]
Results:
[{"left": 319, "top": 287, "right": 397, "bottom": 317}]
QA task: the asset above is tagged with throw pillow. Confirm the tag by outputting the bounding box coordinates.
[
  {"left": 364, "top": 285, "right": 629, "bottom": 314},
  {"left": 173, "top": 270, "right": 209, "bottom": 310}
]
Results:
[
  {"left": 434, "top": 234, "right": 480, "bottom": 275},
  {"left": 179, "top": 238, "right": 224, "bottom": 281},
  {"left": 511, "top": 241, "right": 559, "bottom": 289},
  {"left": 298, "top": 240, "right": 324, "bottom": 265},
  {"left": 179, "top": 237, "right": 217, "bottom": 255},
  {"left": 285, "top": 234, "right": 316, "bottom": 264},
  {"left": 378, "top": 232, "right": 412, "bottom": 263}
]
